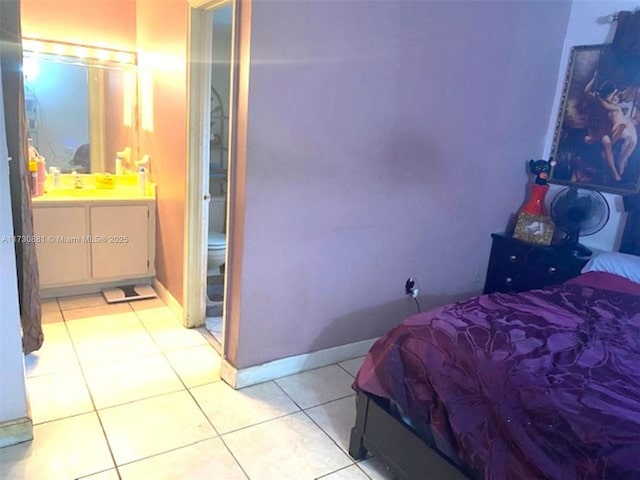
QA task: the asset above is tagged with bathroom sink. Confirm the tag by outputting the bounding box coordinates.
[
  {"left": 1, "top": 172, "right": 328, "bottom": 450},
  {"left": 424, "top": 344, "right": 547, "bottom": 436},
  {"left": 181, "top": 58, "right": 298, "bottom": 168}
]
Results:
[
  {"left": 44, "top": 188, "right": 114, "bottom": 198},
  {"left": 35, "top": 186, "right": 149, "bottom": 201}
]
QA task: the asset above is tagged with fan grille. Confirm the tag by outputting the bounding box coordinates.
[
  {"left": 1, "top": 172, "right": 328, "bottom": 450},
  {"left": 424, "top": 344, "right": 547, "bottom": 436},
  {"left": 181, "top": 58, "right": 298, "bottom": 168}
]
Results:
[{"left": 550, "top": 187, "right": 610, "bottom": 237}]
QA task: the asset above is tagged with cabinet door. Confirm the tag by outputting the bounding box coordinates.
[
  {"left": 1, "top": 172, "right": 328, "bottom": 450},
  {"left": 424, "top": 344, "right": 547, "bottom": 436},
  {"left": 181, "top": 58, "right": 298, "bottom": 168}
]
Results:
[
  {"left": 33, "top": 207, "right": 90, "bottom": 286},
  {"left": 90, "top": 205, "right": 149, "bottom": 279}
]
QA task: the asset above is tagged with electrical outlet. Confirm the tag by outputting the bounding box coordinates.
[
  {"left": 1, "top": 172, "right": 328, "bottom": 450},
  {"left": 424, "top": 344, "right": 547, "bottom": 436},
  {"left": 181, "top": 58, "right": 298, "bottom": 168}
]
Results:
[
  {"left": 405, "top": 277, "right": 415, "bottom": 295},
  {"left": 405, "top": 277, "right": 420, "bottom": 298}
]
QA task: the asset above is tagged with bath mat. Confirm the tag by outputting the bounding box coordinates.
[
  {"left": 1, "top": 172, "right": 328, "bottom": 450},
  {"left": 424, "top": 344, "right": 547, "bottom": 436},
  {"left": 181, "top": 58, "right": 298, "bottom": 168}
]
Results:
[{"left": 102, "top": 284, "right": 157, "bottom": 303}]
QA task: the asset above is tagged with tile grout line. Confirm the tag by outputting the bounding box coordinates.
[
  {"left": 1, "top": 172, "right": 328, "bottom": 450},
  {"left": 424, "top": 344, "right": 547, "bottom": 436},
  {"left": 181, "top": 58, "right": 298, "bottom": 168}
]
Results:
[
  {"left": 300, "top": 402, "right": 358, "bottom": 465},
  {"left": 113, "top": 437, "right": 231, "bottom": 472},
  {"left": 314, "top": 463, "right": 363, "bottom": 479},
  {"left": 216, "top": 407, "right": 301, "bottom": 437},
  {"left": 58, "top": 302, "right": 125, "bottom": 480},
  {"left": 43, "top": 297, "right": 366, "bottom": 479},
  {"left": 75, "top": 467, "right": 119, "bottom": 480},
  {"left": 128, "top": 302, "right": 253, "bottom": 479},
  {"left": 88, "top": 385, "right": 190, "bottom": 412},
  {"left": 336, "top": 362, "right": 358, "bottom": 378},
  {"left": 353, "top": 460, "right": 378, "bottom": 480},
  {"left": 171, "top": 371, "right": 252, "bottom": 479},
  {"left": 66, "top": 298, "right": 215, "bottom": 476},
  {"left": 272, "top": 375, "right": 357, "bottom": 411},
  {"left": 288, "top": 361, "right": 377, "bottom": 480},
  {"left": 36, "top": 298, "right": 222, "bottom": 477},
  {"left": 270, "top": 379, "right": 360, "bottom": 474}
]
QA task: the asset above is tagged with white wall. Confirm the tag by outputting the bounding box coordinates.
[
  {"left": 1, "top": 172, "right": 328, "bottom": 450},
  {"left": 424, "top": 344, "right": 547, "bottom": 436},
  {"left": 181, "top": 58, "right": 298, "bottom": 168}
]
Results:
[
  {"left": 0, "top": 62, "right": 29, "bottom": 424},
  {"left": 544, "top": 0, "right": 640, "bottom": 251}
]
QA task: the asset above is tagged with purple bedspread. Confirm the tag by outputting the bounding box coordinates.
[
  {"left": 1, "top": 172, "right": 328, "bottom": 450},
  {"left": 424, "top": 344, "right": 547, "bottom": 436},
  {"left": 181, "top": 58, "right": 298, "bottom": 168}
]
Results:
[{"left": 355, "top": 273, "right": 640, "bottom": 479}]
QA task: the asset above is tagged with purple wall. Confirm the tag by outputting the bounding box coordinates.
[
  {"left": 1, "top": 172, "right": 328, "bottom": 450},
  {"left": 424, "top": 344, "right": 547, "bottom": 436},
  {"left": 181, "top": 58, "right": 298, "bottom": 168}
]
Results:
[{"left": 230, "top": 0, "right": 571, "bottom": 368}]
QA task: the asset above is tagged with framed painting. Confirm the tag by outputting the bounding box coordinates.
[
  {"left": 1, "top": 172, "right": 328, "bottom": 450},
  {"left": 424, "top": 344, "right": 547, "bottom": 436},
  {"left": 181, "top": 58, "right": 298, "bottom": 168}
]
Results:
[{"left": 550, "top": 44, "right": 640, "bottom": 194}]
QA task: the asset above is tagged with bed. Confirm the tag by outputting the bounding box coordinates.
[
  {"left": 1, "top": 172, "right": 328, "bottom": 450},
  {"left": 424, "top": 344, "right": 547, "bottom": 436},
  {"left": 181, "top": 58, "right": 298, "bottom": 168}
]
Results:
[{"left": 349, "top": 204, "right": 640, "bottom": 480}]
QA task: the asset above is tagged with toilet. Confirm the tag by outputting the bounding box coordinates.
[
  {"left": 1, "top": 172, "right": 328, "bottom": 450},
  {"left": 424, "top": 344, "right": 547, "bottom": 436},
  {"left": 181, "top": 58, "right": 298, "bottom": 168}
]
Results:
[
  {"left": 207, "top": 196, "right": 226, "bottom": 276},
  {"left": 207, "top": 231, "right": 226, "bottom": 275}
]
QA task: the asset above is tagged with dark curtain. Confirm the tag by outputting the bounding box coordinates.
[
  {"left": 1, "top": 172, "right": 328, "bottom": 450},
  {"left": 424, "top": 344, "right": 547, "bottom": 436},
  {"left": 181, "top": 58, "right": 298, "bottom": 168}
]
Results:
[{"left": 0, "top": 0, "right": 43, "bottom": 354}]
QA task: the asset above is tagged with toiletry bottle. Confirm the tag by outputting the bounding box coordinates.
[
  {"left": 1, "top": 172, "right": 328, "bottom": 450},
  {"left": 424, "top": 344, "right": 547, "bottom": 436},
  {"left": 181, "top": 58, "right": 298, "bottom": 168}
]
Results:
[
  {"left": 138, "top": 167, "right": 147, "bottom": 196},
  {"left": 29, "top": 159, "right": 39, "bottom": 196},
  {"left": 52, "top": 167, "right": 61, "bottom": 190},
  {"left": 37, "top": 156, "right": 46, "bottom": 195},
  {"left": 27, "top": 138, "right": 37, "bottom": 161}
]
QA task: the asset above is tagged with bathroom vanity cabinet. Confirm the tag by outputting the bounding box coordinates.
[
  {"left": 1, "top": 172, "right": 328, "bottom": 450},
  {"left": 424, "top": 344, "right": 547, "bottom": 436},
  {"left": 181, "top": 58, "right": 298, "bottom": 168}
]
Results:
[{"left": 32, "top": 197, "right": 156, "bottom": 294}]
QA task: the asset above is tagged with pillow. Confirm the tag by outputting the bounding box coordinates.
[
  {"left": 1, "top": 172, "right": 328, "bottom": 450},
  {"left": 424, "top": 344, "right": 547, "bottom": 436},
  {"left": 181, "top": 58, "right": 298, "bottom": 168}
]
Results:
[{"left": 581, "top": 251, "right": 640, "bottom": 285}]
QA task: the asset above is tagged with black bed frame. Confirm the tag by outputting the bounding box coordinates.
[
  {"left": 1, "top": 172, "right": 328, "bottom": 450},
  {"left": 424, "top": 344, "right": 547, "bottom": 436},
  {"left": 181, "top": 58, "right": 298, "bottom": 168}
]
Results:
[
  {"left": 348, "top": 196, "right": 640, "bottom": 480},
  {"left": 349, "top": 391, "right": 474, "bottom": 479}
]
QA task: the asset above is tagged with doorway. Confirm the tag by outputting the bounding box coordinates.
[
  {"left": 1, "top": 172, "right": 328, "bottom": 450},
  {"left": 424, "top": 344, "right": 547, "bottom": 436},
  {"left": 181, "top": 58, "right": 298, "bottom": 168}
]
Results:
[
  {"left": 204, "top": 4, "right": 234, "bottom": 347},
  {"left": 184, "top": 0, "right": 245, "bottom": 356}
]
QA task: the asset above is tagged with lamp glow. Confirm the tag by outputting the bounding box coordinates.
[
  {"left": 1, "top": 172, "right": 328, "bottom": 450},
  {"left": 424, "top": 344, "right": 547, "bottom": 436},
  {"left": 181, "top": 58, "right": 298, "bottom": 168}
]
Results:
[
  {"left": 123, "top": 71, "right": 135, "bottom": 127},
  {"left": 22, "top": 40, "right": 41, "bottom": 52},
  {"left": 22, "top": 57, "right": 39, "bottom": 81},
  {"left": 74, "top": 46, "right": 89, "bottom": 58},
  {"left": 96, "top": 49, "right": 110, "bottom": 61},
  {"left": 116, "top": 52, "right": 132, "bottom": 63},
  {"left": 52, "top": 43, "right": 66, "bottom": 55},
  {"left": 140, "top": 70, "right": 154, "bottom": 132}
]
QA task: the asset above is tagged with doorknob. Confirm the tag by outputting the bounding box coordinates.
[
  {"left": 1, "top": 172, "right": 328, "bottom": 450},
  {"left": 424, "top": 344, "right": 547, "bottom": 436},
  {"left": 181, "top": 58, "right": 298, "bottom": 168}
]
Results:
[{"left": 203, "top": 193, "right": 211, "bottom": 201}]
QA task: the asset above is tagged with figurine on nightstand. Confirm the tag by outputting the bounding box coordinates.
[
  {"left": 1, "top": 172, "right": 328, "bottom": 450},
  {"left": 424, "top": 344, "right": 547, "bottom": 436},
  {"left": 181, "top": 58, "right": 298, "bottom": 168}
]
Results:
[
  {"left": 523, "top": 158, "right": 556, "bottom": 214},
  {"left": 513, "top": 158, "right": 557, "bottom": 245}
]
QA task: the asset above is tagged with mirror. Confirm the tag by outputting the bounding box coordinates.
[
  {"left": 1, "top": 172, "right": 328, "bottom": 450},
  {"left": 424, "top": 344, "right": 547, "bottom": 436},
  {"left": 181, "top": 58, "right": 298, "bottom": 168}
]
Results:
[{"left": 22, "top": 40, "right": 137, "bottom": 174}]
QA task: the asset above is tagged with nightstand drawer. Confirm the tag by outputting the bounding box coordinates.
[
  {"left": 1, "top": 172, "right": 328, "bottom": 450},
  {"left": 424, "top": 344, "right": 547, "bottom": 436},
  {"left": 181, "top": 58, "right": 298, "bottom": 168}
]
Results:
[{"left": 484, "top": 233, "right": 589, "bottom": 294}]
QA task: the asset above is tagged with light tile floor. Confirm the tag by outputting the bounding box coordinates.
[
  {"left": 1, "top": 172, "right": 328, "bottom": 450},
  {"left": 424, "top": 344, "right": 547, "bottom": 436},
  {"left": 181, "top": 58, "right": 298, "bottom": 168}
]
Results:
[
  {"left": 205, "top": 315, "right": 223, "bottom": 346},
  {"left": 1, "top": 295, "right": 395, "bottom": 480}
]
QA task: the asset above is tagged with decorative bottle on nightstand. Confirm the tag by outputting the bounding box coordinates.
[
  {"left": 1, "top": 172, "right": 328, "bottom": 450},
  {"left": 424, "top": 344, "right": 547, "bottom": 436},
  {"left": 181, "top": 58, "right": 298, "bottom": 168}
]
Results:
[{"left": 522, "top": 183, "right": 549, "bottom": 216}]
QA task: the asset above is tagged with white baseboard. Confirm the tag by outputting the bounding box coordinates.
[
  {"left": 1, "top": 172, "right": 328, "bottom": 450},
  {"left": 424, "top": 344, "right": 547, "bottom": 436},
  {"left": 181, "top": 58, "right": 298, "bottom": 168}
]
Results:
[
  {"left": 0, "top": 416, "right": 33, "bottom": 448},
  {"left": 152, "top": 278, "right": 185, "bottom": 324},
  {"left": 220, "top": 337, "right": 378, "bottom": 389}
]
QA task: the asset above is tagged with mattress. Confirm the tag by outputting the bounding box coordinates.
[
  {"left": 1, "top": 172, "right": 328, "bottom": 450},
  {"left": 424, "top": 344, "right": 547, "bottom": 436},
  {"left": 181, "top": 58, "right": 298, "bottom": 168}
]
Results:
[{"left": 354, "top": 272, "right": 640, "bottom": 479}]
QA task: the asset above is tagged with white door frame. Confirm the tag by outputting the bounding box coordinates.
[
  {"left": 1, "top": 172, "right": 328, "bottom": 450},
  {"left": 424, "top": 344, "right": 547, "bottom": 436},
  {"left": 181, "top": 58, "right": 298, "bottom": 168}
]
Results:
[
  {"left": 183, "top": 3, "right": 216, "bottom": 329},
  {"left": 183, "top": 0, "right": 251, "bottom": 362}
]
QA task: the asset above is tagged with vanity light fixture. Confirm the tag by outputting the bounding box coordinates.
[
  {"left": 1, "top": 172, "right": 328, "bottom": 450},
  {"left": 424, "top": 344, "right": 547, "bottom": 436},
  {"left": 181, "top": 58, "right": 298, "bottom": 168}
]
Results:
[
  {"left": 22, "top": 37, "right": 137, "bottom": 67},
  {"left": 116, "top": 52, "right": 135, "bottom": 64},
  {"left": 74, "top": 46, "right": 89, "bottom": 58},
  {"left": 22, "top": 39, "right": 42, "bottom": 53},
  {"left": 53, "top": 44, "right": 66, "bottom": 56},
  {"left": 96, "top": 49, "right": 111, "bottom": 62}
]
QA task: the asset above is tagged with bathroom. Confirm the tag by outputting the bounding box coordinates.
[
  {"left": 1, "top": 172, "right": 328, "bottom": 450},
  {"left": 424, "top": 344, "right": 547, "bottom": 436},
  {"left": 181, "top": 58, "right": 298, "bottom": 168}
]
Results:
[
  {"left": 22, "top": 33, "right": 157, "bottom": 299},
  {"left": 204, "top": 4, "right": 233, "bottom": 347},
  {"left": 15, "top": 0, "right": 241, "bottom": 373},
  {"left": 19, "top": 0, "right": 227, "bottom": 325}
]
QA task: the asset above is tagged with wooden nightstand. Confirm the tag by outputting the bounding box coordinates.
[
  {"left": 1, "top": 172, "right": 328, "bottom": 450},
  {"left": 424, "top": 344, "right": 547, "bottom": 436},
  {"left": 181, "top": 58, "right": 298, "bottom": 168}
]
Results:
[{"left": 483, "top": 233, "right": 590, "bottom": 294}]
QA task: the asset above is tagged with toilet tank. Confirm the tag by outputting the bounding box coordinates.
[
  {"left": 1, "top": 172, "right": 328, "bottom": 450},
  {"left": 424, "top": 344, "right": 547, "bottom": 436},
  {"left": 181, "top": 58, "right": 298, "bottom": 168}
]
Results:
[{"left": 209, "top": 195, "right": 226, "bottom": 233}]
